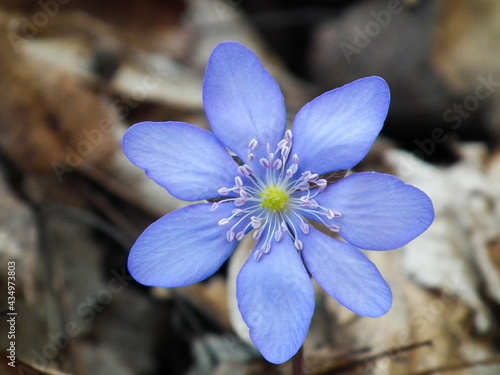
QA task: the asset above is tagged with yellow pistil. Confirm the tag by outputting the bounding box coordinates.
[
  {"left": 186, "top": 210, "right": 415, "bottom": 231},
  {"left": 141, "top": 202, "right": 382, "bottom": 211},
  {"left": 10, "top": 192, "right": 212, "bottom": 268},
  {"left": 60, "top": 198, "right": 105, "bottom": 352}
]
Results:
[{"left": 260, "top": 186, "right": 289, "bottom": 212}]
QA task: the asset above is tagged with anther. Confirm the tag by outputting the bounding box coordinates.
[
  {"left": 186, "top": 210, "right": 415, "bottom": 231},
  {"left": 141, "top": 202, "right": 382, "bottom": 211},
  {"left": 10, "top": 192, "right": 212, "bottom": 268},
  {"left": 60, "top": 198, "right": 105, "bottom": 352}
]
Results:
[
  {"left": 254, "top": 249, "right": 263, "bottom": 261},
  {"left": 235, "top": 176, "right": 243, "bottom": 189},
  {"left": 282, "top": 146, "right": 290, "bottom": 160},
  {"left": 316, "top": 179, "right": 327, "bottom": 190},
  {"left": 248, "top": 139, "right": 259, "bottom": 151},
  {"left": 326, "top": 210, "right": 342, "bottom": 219},
  {"left": 218, "top": 187, "right": 231, "bottom": 195},
  {"left": 238, "top": 165, "right": 253, "bottom": 176},
  {"left": 218, "top": 218, "right": 230, "bottom": 226},
  {"left": 286, "top": 163, "right": 298, "bottom": 178},
  {"left": 240, "top": 190, "right": 249, "bottom": 200},
  {"left": 226, "top": 230, "right": 235, "bottom": 242},
  {"left": 234, "top": 198, "right": 245, "bottom": 207},
  {"left": 300, "top": 222, "right": 310, "bottom": 234},
  {"left": 250, "top": 216, "right": 262, "bottom": 228},
  {"left": 329, "top": 224, "right": 341, "bottom": 233},
  {"left": 294, "top": 239, "right": 303, "bottom": 251},
  {"left": 309, "top": 199, "right": 319, "bottom": 209},
  {"left": 281, "top": 221, "right": 287, "bottom": 231},
  {"left": 260, "top": 158, "right": 270, "bottom": 169},
  {"left": 277, "top": 139, "right": 288, "bottom": 149},
  {"left": 210, "top": 202, "right": 220, "bottom": 211}
]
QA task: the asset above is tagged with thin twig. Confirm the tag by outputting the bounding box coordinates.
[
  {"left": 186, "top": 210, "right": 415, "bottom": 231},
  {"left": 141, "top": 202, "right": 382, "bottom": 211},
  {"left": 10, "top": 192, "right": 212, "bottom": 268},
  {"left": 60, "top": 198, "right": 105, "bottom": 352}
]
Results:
[
  {"left": 292, "top": 346, "right": 305, "bottom": 375},
  {"left": 408, "top": 357, "right": 500, "bottom": 375}
]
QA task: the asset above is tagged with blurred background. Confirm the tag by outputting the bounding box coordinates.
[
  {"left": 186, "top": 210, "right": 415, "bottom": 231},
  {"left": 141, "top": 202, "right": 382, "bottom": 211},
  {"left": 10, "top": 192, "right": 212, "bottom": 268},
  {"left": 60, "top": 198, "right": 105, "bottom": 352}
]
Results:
[{"left": 1, "top": 0, "right": 500, "bottom": 374}]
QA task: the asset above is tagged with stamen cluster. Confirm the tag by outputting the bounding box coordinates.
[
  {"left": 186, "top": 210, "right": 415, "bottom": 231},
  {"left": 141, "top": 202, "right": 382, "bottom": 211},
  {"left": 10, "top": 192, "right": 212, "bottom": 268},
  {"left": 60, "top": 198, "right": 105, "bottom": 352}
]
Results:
[{"left": 212, "top": 130, "right": 342, "bottom": 260}]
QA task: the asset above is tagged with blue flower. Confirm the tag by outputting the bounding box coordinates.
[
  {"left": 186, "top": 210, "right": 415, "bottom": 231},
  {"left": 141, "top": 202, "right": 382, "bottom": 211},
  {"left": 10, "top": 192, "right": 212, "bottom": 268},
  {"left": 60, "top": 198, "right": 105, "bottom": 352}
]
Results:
[{"left": 122, "top": 42, "right": 434, "bottom": 364}]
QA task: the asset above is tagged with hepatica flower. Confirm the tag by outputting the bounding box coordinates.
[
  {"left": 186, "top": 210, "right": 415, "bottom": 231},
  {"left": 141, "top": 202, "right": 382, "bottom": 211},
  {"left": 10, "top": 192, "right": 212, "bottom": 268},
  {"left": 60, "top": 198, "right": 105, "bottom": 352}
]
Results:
[{"left": 122, "top": 42, "right": 434, "bottom": 364}]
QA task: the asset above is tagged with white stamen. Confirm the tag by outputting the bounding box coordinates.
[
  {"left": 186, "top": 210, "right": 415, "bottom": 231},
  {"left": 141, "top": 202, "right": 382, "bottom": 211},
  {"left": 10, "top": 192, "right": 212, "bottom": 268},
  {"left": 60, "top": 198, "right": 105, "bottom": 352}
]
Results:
[
  {"left": 277, "top": 139, "right": 288, "bottom": 149},
  {"left": 274, "top": 228, "right": 283, "bottom": 241},
  {"left": 212, "top": 129, "right": 346, "bottom": 257},
  {"left": 326, "top": 210, "right": 342, "bottom": 219},
  {"left": 250, "top": 216, "right": 262, "bottom": 228},
  {"left": 234, "top": 198, "right": 245, "bottom": 207},
  {"left": 266, "top": 143, "right": 272, "bottom": 154},
  {"left": 282, "top": 146, "right": 290, "bottom": 161},
  {"left": 260, "top": 158, "right": 270, "bottom": 169},
  {"left": 308, "top": 199, "right": 319, "bottom": 209},
  {"left": 235, "top": 176, "right": 243, "bottom": 189},
  {"left": 286, "top": 163, "right": 298, "bottom": 178},
  {"left": 263, "top": 244, "right": 271, "bottom": 254},
  {"left": 294, "top": 239, "right": 303, "bottom": 250},
  {"left": 238, "top": 164, "right": 253, "bottom": 176},
  {"left": 218, "top": 218, "right": 230, "bottom": 226},
  {"left": 249, "top": 139, "right": 259, "bottom": 151},
  {"left": 316, "top": 179, "right": 327, "bottom": 190},
  {"left": 300, "top": 222, "right": 310, "bottom": 234},
  {"left": 240, "top": 190, "right": 249, "bottom": 200},
  {"left": 254, "top": 249, "right": 263, "bottom": 261}
]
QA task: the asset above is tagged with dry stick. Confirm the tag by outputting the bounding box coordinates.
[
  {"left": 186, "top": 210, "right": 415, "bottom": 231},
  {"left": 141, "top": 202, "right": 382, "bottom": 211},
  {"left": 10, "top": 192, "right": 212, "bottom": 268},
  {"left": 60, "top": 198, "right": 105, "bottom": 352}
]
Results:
[
  {"left": 292, "top": 346, "right": 305, "bottom": 375},
  {"left": 313, "top": 340, "right": 432, "bottom": 375},
  {"left": 408, "top": 357, "right": 500, "bottom": 375}
]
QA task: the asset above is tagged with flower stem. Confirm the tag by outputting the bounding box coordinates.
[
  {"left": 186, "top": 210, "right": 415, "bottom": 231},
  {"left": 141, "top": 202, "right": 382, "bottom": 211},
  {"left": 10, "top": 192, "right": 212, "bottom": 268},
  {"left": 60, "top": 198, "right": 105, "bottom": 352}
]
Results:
[{"left": 292, "top": 346, "right": 305, "bottom": 375}]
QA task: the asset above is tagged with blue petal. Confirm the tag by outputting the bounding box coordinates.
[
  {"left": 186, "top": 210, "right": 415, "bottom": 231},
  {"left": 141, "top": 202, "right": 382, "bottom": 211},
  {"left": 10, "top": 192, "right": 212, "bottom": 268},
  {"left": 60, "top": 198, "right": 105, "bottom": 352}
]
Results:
[
  {"left": 128, "top": 203, "right": 238, "bottom": 287},
  {"left": 315, "top": 172, "right": 434, "bottom": 250},
  {"left": 236, "top": 235, "right": 314, "bottom": 364},
  {"left": 122, "top": 121, "right": 238, "bottom": 201},
  {"left": 203, "top": 42, "right": 287, "bottom": 164},
  {"left": 302, "top": 226, "right": 392, "bottom": 317},
  {"left": 291, "top": 76, "right": 390, "bottom": 174}
]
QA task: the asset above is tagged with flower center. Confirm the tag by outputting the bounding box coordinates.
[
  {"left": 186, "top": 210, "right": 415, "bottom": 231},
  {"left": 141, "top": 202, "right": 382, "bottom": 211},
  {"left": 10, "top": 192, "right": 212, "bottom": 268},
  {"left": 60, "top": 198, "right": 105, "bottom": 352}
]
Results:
[
  {"left": 212, "top": 129, "right": 342, "bottom": 261},
  {"left": 260, "top": 186, "right": 289, "bottom": 211}
]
